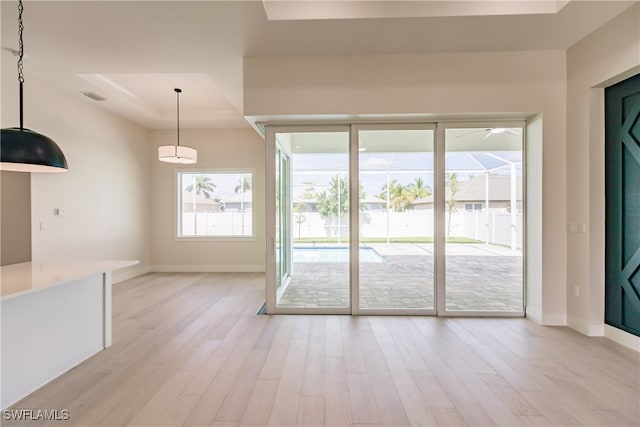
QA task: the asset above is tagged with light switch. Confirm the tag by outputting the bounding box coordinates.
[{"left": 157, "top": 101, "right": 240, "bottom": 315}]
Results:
[
  {"left": 579, "top": 223, "right": 586, "bottom": 233},
  {"left": 568, "top": 222, "right": 578, "bottom": 233}
]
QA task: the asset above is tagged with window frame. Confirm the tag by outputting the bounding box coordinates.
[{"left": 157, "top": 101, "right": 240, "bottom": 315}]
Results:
[{"left": 175, "top": 169, "right": 256, "bottom": 241}]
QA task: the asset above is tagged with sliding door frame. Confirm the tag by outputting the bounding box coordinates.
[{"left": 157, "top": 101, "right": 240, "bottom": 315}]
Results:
[
  {"left": 265, "top": 125, "right": 352, "bottom": 315},
  {"left": 266, "top": 121, "right": 526, "bottom": 317},
  {"left": 353, "top": 123, "right": 437, "bottom": 315},
  {"left": 436, "top": 121, "right": 527, "bottom": 317}
]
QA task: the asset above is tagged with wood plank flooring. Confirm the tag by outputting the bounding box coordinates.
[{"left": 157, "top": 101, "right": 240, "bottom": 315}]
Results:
[{"left": 4, "top": 272, "right": 639, "bottom": 426}]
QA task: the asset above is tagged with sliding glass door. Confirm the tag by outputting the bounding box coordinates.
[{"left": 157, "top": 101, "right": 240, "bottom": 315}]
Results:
[
  {"left": 438, "top": 125, "right": 525, "bottom": 315},
  {"left": 266, "top": 127, "right": 351, "bottom": 313},
  {"left": 275, "top": 146, "right": 291, "bottom": 292},
  {"left": 357, "top": 126, "right": 435, "bottom": 313},
  {"left": 267, "top": 122, "right": 525, "bottom": 316}
]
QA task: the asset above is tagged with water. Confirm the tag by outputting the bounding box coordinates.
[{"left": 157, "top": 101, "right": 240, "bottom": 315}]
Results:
[{"left": 293, "top": 246, "right": 386, "bottom": 263}]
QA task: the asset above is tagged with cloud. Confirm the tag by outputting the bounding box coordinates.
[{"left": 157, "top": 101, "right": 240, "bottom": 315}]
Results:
[{"left": 362, "top": 157, "right": 390, "bottom": 168}]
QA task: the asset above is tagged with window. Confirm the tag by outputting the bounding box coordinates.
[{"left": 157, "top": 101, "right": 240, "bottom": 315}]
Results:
[
  {"left": 177, "top": 171, "right": 253, "bottom": 237},
  {"left": 465, "top": 203, "right": 482, "bottom": 212}
]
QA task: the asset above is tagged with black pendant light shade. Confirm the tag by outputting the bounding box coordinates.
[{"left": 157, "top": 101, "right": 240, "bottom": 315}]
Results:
[
  {"left": 0, "top": 0, "right": 68, "bottom": 173},
  {"left": 1, "top": 127, "right": 68, "bottom": 173}
]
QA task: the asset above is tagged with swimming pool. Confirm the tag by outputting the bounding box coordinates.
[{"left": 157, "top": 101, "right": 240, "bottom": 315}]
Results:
[{"left": 293, "top": 246, "right": 386, "bottom": 263}]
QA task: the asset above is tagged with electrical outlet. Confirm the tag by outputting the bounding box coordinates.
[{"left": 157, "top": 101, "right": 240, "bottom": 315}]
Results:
[{"left": 39, "top": 222, "right": 46, "bottom": 231}]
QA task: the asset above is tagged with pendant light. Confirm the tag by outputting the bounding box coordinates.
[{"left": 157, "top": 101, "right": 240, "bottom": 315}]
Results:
[
  {"left": 0, "top": 0, "right": 68, "bottom": 173},
  {"left": 158, "top": 88, "right": 197, "bottom": 164}
]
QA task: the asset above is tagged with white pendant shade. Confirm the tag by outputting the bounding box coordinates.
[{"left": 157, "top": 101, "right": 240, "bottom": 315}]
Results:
[
  {"left": 158, "top": 88, "right": 197, "bottom": 164},
  {"left": 158, "top": 145, "right": 197, "bottom": 164}
]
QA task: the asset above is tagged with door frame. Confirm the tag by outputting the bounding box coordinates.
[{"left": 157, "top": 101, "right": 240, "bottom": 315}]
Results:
[
  {"left": 605, "top": 73, "right": 640, "bottom": 336},
  {"left": 265, "top": 125, "right": 352, "bottom": 315},
  {"left": 274, "top": 144, "right": 291, "bottom": 299},
  {"left": 265, "top": 121, "right": 527, "bottom": 316},
  {"left": 352, "top": 123, "right": 437, "bottom": 315},
  {"left": 436, "top": 121, "right": 527, "bottom": 317}
]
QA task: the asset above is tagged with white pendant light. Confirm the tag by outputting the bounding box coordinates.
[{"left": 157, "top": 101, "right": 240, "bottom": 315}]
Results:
[{"left": 158, "top": 88, "right": 197, "bottom": 164}]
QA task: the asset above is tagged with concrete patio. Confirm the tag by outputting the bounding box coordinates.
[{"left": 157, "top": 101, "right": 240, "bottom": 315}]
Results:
[{"left": 278, "top": 243, "right": 523, "bottom": 311}]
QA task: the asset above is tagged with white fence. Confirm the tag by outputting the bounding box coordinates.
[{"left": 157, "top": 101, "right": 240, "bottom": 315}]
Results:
[
  {"left": 181, "top": 209, "right": 522, "bottom": 248},
  {"left": 182, "top": 211, "right": 253, "bottom": 236},
  {"left": 294, "top": 210, "right": 522, "bottom": 248}
]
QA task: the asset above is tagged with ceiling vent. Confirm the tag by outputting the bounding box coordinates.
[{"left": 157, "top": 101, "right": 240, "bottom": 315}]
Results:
[{"left": 82, "top": 91, "right": 107, "bottom": 101}]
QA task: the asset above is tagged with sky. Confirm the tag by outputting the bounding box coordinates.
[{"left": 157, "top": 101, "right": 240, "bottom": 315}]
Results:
[
  {"left": 177, "top": 149, "right": 523, "bottom": 203},
  {"left": 180, "top": 172, "right": 252, "bottom": 202}
]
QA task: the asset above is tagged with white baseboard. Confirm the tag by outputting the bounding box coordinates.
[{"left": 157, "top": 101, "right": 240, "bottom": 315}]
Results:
[
  {"left": 565, "top": 319, "right": 639, "bottom": 350},
  {"left": 151, "top": 264, "right": 265, "bottom": 273},
  {"left": 567, "top": 316, "right": 589, "bottom": 335},
  {"left": 522, "top": 307, "right": 567, "bottom": 326},
  {"left": 567, "top": 316, "right": 605, "bottom": 336},
  {"left": 604, "top": 325, "right": 640, "bottom": 352},
  {"left": 113, "top": 265, "right": 151, "bottom": 284},
  {"left": 526, "top": 306, "right": 542, "bottom": 324},
  {"left": 540, "top": 313, "right": 567, "bottom": 326},
  {"left": 589, "top": 323, "right": 605, "bottom": 336}
]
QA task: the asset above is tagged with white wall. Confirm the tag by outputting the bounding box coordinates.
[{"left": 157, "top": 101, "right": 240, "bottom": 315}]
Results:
[
  {"left": 1, "top": 172, "right": 31, "bottom": 265},
  {"left": 525, "top": 114, "right": 543, "bottom": 323},
  {"left": 150, "top": 128, "right": 266, "bottom": 271},
  {"left": 244, "top": 50, "right": 568, "bottom": 322},
  {"left": 566, "top": 4, "right": 640, "bottom": 347},
  {"left": 1, "top": 51, "right": 152, "bottom": 281}
]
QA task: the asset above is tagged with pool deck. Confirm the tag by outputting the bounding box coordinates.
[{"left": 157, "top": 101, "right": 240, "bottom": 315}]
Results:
[{"left": 278, "top": 243, "right": 523, "bottom": 311}]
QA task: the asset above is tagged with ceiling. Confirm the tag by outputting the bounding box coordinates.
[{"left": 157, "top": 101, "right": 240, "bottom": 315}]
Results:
[
  {"left": 1, "top": 1, "right": 636, "bottom": 130},
  {"left": 283, "top": 127, "right": 522, "bottom": 154}
]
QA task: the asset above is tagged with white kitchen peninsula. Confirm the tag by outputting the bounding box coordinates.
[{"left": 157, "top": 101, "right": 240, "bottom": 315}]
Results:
[{"left": 1, "top": 260, "right": 138, "bottom": 409}]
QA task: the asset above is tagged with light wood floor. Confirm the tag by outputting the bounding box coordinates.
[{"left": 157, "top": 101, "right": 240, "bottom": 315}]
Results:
[{"left": 6, "top": 272, "right": 639, "bottom": 427}]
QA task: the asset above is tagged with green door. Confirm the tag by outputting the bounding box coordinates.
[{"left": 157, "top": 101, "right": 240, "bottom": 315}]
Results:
[{"left": 605, "top": 73, "right": 640, "bottom": 337}]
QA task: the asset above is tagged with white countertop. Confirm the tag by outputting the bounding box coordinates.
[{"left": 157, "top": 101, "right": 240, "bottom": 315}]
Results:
[{"left": 0, "top": 260, "right": 139, "bottom": 300}]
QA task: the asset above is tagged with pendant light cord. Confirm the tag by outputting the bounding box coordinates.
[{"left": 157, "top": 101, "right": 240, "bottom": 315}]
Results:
[
  {"left": 176, "top": 89, "right": 181, "bottom": 148},
  {"left": 17, "top": 0, "right": 25, "bottom": 129}
]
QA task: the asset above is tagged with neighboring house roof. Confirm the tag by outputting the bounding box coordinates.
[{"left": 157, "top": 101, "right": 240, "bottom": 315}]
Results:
[
  {"left": 182, "top": 191, "right": 221, "bottom": 206},
  {"left": 182, "top": 190, "right": 253, "bottom": 204},
  {"left": 221, "top": 191, "right": 253, "bottom": 204},
  {"left": 414, "top": 174, "right": 522, "bottom": 205},
  {"left": 362, "top": 195, "right": 386, "bottom": 204}
]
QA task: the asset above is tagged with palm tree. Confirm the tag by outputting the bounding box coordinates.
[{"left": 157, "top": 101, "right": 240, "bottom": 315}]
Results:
[
  {"left": 235, "top": 175, "right": 252, "bottom": 234},
  {"left": 408, "top": 177, "right": 432, "bottom": 200},
  {"left": 186, "top": 175, "right": 216, "bottom": 234},
  {"left": 379, "top": 179, "right": 414, "bottom": 212}
]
